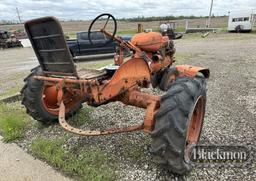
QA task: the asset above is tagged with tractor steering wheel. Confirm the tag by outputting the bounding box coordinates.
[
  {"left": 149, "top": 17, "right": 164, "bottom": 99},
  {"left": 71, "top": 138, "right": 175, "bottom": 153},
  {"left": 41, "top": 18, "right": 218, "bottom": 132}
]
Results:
[{"left": 88, "top": 13, "right": 117, "bottom": 46}]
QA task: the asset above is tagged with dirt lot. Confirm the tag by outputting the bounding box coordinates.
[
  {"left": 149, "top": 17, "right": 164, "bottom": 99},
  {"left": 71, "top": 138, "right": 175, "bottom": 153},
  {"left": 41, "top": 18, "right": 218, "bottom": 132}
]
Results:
[{"left": 0, "top": 32, "right": 255, "bottom": 180}]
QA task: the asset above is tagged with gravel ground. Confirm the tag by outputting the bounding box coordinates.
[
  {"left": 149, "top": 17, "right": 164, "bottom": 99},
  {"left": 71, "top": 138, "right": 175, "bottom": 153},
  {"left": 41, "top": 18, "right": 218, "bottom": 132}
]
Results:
[{"left": 2, "top": 33, "right": 256, "bottom": 180}]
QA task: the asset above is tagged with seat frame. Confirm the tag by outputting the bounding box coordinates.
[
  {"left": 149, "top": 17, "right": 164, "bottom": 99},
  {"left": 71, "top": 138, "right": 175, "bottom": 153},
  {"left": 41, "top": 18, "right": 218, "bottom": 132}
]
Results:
[{"left": 25, "top": 16, "right": 78, "bottom": 77}]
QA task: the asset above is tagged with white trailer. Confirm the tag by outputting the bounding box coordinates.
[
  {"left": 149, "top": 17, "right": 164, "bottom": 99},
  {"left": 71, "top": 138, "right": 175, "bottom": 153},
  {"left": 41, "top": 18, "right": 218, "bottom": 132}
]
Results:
[{"left": 228, "top": 10, "right": 255, "bottom": 32}]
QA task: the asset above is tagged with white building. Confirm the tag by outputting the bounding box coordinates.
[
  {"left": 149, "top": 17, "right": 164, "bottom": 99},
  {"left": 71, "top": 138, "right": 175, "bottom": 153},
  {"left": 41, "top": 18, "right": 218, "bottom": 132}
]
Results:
[{"left": 228, "top": 10, "right": 255, "bottom": 32}]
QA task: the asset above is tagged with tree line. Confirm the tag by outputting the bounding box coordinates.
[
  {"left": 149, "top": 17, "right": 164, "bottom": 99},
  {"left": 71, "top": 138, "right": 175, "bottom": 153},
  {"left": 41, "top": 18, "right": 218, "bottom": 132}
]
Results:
[
  {"left": 117, "top": 15, "right": 226, "bottom": 22},
  {"left": 1, "top": 15, "right": 227, "bottom": 25}
]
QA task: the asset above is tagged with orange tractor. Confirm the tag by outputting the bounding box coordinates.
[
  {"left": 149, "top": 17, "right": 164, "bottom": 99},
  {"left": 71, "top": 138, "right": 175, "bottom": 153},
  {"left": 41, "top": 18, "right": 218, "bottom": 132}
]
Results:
[{"left": 21, "top": 14, "right": 209, "bottom": 174}]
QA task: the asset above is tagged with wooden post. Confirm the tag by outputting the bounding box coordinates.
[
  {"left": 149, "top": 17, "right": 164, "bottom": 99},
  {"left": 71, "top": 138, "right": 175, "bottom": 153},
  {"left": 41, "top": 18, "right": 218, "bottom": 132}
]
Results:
[{"left": 138, "top": 23, "right": 143, "bottom": 33}]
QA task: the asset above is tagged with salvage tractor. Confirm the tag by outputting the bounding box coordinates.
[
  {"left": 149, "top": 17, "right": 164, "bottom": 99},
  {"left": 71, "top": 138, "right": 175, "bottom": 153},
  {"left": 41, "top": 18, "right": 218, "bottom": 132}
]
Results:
[
  {"left": 0, "top": 30, "right": 23, "bottom": 49},
  {"left": 21, "top": 14, "right": 209, "bottom": 174}
]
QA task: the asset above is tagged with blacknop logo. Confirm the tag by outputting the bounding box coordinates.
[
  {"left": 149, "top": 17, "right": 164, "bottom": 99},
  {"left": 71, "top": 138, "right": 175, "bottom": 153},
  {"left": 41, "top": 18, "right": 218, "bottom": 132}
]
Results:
[{"left": 188, "top": 145, "right": 253, "bottom": 168}]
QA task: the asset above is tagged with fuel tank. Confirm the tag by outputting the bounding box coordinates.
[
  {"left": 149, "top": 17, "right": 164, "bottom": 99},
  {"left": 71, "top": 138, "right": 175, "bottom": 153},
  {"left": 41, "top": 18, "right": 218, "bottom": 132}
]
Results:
[{"left": 131, "top": 32, "right": 168, "bottom": 52}]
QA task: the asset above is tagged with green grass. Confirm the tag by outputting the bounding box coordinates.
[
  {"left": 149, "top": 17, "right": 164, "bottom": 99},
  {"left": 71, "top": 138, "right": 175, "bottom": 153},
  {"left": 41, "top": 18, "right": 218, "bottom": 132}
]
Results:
[
  {"left": 31, "top": 138, "right": 116, "bottom": 181},
  {"left": 117, "top": 29, "right": 137, "bottom": 36},
  {"left": 0, "top": 86, "right": 21, "bottom": 100},
  {"left": 174, "top": 52, "right": 196, "bottom": 63},
  {"left": 175, "top": 27, "right": 186, "bottom": 32},
  {"left": 0, "top": 103, "right": 30, "bottom": 142},
  {"left": 68, "top": 106, "right": 93, "bottom": 127},
  {"left": 219, "top": 27, "right": 228, "bottom": 33}
]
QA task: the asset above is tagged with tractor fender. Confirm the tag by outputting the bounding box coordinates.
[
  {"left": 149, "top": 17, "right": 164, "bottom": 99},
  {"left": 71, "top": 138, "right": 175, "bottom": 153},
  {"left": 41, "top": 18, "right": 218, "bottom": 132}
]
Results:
[
  {"left": 175, "top": 64, "right": 210, "bottom": 78},
  {"left": 92, "top": 58, "right": 151, "bottom": 103}
]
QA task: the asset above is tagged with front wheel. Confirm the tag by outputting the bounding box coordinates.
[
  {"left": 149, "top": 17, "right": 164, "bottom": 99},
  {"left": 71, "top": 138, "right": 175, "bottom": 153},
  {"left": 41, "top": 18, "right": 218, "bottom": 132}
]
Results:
[{"left": 151, "top": 76, "right": 206, "bottom": 175}]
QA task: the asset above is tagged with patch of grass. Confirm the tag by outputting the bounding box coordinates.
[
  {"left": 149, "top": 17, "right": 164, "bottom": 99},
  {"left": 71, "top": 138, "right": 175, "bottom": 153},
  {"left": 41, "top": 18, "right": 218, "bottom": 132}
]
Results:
[
  {"left": 117, "top": 29, "right": 137, "bottom": 36},
  {"left": 175, "top": 27, "right": 186, "bottom": 32},
  {"left": 219, "top": 27, "right": 228, "bottom": 33},
  {"left": 174, "top": 52, "right": 195, "bottom": 63},
  {"left": 31, "top": 138, "right": 116, "bottom": 181},
  {"left": 0, "top": 86, "right": 21, "bottom": 100},
  {"left": 0, "top": 103, "right": 30, "bottom": 142},
  {"left": 68, "top": 106, "right": 93, "bottom": 127}
]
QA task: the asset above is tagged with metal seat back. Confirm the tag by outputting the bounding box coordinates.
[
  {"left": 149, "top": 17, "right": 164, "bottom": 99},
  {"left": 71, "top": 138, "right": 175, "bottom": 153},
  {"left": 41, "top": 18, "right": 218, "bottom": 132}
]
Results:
[{"left": 24, "top": 16, "right": 78, "bottom": 77}]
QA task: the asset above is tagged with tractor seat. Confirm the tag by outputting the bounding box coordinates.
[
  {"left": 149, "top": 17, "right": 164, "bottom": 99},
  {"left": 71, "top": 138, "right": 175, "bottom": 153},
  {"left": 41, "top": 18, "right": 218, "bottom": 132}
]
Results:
[
  {"left": 77, "top": 68, "right": 107, "bottom": 79},
  {"left": 77, "top": 64, "right": 119, "bottom": 79},
  {"left": 24, "top": 16, "right": 108, "bottom": 80}
]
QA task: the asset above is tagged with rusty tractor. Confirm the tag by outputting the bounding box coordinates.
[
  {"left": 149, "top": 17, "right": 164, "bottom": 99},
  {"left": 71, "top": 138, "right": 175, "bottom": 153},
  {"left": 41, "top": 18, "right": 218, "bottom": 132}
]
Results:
[
  {"left": 21, "top": 14, "right": 210, "bottom": 175},
  {"left": 0, "top": 30, "right": 23, "bottom": 49}
]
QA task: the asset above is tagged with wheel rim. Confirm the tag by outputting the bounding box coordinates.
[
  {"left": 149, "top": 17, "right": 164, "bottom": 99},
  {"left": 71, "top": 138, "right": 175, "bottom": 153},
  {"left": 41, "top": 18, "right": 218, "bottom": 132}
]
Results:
[
  {"left": 42, "top": 85, "right": 80, "bottom": 116},
  {"left": 184, "top": 96, "right": 205, "bottom": 162}
]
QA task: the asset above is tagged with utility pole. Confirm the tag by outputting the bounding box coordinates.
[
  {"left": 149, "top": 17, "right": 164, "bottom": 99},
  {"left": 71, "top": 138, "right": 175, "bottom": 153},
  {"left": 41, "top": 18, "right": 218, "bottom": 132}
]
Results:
[
  {"left": 16, "top": 7, "right": 21, "bottom": 23},
  {"left": 207, "top": 0, "right": 213, "bottom": 28}
]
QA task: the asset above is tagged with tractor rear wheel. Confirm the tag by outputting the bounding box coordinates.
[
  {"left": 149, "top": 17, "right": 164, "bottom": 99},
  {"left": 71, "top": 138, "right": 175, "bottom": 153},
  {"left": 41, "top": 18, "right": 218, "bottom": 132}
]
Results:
[
  {"left": 21, "top": 66, "right": 82, "bottom": 124},
  {"left": 159, "top": 67, "right": 179, "bottom": 91},
  {"left": 151, "top": 76, "right": 206, "bottom": 175}
]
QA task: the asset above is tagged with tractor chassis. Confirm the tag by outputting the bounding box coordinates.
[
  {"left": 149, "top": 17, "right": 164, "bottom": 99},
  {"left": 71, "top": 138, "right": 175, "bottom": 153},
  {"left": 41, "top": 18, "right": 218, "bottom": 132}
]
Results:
[
  {"left": 22, "top": 15, "right": 210, "bottom": 174},
  {"left": 34, "top": 61, "right": 209, "bottom": 136},
  {"left": 34, "top": 75, "right": 160, "bottom": 135}
]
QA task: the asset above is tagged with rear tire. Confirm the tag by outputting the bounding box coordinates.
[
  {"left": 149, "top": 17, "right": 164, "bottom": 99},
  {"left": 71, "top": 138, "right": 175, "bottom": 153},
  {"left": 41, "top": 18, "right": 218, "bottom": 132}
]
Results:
[
  {"left": 235, "top": 25, "right": 242, "bottom": 33},
  {"left": 159, "top": 67, "right": 179, "bottom": 91},
  {"left": 151, "top": 71, "right": 162, "bottom": 88},
  {"left": 151, "top": 76, "right": 206, "bottom": 175},
  {"left": 21, "top": 66, "right": 82, "bottom": 124}
]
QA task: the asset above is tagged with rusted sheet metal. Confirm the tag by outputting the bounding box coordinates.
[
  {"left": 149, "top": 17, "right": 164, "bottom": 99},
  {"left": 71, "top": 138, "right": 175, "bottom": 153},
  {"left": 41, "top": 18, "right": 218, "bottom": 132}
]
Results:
[
  {"left": 150, "top": 55, "right": 173, "bottom": 73},
  {"left": 176, "top": 65, "right": 210, "bottom": 78},
  {"left": 119, "top": 90, "right": 160, "bottom": 133},
  {"left": 58, "top": 89, "right": 160, "bottom": 136},
  {"left": 144, "top": 101, "right": 159, "bottom": 133},
  {"left": 120, "top": 90, "right": 160, "bottom": 109},
  {"left": 34, "top": 76, "right": 98, "bottom": 85},
  {"left": 41, "top": 81, "right": 83, "bottom": 116},
  {"left": 92, "top": 58, "right": 151, "bottom": 103}
]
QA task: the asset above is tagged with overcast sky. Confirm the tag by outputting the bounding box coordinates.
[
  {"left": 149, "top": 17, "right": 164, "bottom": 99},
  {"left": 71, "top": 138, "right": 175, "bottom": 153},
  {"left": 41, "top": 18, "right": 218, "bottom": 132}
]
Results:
[{"left": 0, "top": 0, "right": 255, "bottom": 21}]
